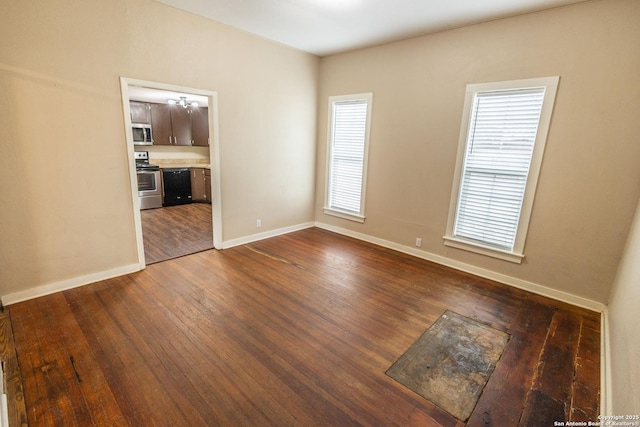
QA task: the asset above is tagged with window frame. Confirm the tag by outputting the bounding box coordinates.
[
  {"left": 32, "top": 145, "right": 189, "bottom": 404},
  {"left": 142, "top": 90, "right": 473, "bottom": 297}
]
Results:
[
  {"left": 444, "top": 76, "right": 559, "bottom": 263},
  {"left": 323, "top": 93, "right": 373, "bottom": 223}
]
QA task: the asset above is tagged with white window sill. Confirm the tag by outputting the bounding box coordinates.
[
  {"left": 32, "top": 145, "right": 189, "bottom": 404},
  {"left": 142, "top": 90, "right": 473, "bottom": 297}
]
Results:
[
  {"left": 323, "top": 207, "right": 365, "bottom": 223},
  {"left": 443, "top": 236, "right": 524, "bottom": 264}
]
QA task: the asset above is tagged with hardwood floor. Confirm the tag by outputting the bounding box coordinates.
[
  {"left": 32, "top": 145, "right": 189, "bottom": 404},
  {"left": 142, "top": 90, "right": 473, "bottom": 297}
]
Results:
[
  {"left": 141, "top": 203, "right": 213, "bottom": 264},
  {"left": 0, "top": 312, "right": 27, "bottom": 426},
  {"left": 6, "top": 228, "right": 600, "bottom": 426}
]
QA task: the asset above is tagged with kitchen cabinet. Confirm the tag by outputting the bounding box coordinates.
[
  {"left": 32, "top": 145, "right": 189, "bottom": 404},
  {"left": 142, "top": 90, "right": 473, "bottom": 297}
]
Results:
[
  {"left": 191, "top": 168, "right": 212, "bottom": 203},
  {"left": 191, "top": 107, "right": 209, "bottom": 146},
  {"left": 150, "top": 103, "right": 171, "bottom": 145},
  {"left": 150, "top": 103, "right": 192, "bottom": 146},
  {"left": 171, "top": 106, "right": 192, "bottom": 146},
  {"left": 204, "top": 169, "right": 211, "bottom": 202},
  {"left": 130, "top": 101, "right": 151, "bottom": 124}
]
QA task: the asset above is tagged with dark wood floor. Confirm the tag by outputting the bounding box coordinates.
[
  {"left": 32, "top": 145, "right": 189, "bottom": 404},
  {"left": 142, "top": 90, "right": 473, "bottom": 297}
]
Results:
[
  {"left": 141, "top": 203, "right": 213, "bottom": 264},
  {"left": 6, "top": 228, "right": 600, "bottom": 426}
]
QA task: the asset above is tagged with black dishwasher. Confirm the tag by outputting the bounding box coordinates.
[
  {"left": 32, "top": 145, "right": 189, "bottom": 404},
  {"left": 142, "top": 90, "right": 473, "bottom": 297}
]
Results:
[{"left": 162, "top": 168, "right": 192, "bottom": 206}]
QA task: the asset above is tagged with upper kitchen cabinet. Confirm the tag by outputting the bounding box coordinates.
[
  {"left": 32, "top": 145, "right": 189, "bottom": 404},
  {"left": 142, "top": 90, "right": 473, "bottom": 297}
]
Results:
[
  {"left": 190, "top": 107, "right": 209, "bottom": 146},
  {"left": 130, "top": 101, "right": 151, "bottom": 124},
  {"left": 150, "top": 103, "right": 172, "bottom": 146},
  {"left": 171, "top": 106, "right": 192, "bottom": 146},
  {"left": 150, "top": 103, "right": 192, "bottom": 146}
]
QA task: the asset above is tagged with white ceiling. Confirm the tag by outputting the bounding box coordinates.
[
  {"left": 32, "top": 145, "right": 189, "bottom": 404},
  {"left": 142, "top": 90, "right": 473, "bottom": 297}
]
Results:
[
  {"left": 128, "top": 86, "right": 209, "bottom": 106},
  {"left": 155, "top": 0, "right": 589, "bottom": 56}
]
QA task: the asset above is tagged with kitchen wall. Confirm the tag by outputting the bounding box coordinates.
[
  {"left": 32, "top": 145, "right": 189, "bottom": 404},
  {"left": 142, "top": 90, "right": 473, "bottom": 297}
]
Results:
[
  {"left": 607, "top": 199, "right": 640, "bottom": 413},
  {"left": 0, "top": 0, "right": 318, "bottom": 298},
  {"left": 315, "top": 0, "right": 640, "bottom": 304}
]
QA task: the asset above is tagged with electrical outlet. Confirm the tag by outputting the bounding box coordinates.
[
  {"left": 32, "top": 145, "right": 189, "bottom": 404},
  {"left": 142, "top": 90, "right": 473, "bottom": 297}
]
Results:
[
  {"left": 415, "top": 238, "right": 422, "bottom": 247},
  {"left": 256, "top": 219, "right": 262, "bottom": 228}
]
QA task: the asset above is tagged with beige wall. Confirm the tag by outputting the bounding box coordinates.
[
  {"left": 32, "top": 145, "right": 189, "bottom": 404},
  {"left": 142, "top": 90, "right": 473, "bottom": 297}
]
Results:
[
  {"left": 1, "top": 0, "right": 638, "bottom": 306},
  {"left": 0, "top": 0, "right": 318, "bottom": 297},
  {"left": 608, "top": 199, "right": 640, "bottom": 413},
  {"left": 315, "top": 0, "right": 640, "bottom": 303}
]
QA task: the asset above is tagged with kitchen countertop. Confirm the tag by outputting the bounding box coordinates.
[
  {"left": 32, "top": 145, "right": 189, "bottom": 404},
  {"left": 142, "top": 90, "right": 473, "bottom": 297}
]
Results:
[{"left": 153, "top": 160, "right": 211, "bottom": 170}]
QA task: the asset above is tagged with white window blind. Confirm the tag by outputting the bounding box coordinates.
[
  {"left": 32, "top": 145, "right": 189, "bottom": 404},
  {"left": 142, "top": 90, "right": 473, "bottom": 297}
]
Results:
[
  {"left": 454, "top": 88, "right": 545, "bottom": 250},
  {"left": 445, "top": 76, "right": 559, "bottom": 263},
  {"left": 325, "top": 94, "right": 372, "bottom": 222}
]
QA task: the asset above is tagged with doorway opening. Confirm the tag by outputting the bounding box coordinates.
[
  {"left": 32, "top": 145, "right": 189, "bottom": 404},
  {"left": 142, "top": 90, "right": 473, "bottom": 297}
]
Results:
[{"left": 120, "top": 77, "right": 222, "bottom": 268}]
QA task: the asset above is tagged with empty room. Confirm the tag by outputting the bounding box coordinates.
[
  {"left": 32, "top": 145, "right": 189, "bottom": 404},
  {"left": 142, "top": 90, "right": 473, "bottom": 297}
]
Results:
[{"left": 0, "top": 0, "right": 638, "bottom": 425}]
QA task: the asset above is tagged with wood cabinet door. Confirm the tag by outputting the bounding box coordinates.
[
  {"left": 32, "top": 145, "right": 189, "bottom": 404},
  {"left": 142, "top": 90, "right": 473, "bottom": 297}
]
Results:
[
  {"left": 170, "top": 106, "right": 192, "bottom": 146},
  {"left": 191, "top": 168, "right": 206, "bottom": 201},
  {"left": 150, "top": 103, "right": 172, "bottom": 145},
  {"left": 191, "top": 107, "right": 209, "bottom": 146},
  {"left": 130, "top": 101, "right": 150, "bottom": 124},
  {"left": 204, "top": 169, "right": 212, "bottom": 202}
]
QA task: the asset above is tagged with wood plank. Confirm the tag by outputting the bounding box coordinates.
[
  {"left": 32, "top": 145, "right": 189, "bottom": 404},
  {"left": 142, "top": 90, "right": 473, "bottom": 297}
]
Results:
[
  {"left": 46, "top": 295, "right": 128, "bottom": 427},
  {"left": 9, "top": 294, "right": 128, "bottom": 427},
  {"left": 519, "top": 389, "right": 566, "bottom": 427},
  {"left": 534, "top": 311, "right": 582, "bottom": 402},
  {"left": 65, "top": 281, "right": 203, "bottom": 426},
  {"left": 0, "top": 311, "right": 28, "bottom": 427},
  {"left": 466, "top": 300, "right": 555, "bottom": 427},
  {"left": 6, "top": 227, "right": 600, "bottom": 426},
  {"left": 11, "top": 296, "right": 87, "bottom": 426},
  {"left": 519, "top": 310, "right": 582, "bottom": 426},
  {"left": 570, "top": 317, "right": 600, "bottom": 421}
]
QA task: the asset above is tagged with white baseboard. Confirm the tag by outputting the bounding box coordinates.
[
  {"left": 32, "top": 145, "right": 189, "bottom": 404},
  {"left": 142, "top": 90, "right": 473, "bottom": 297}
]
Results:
[
  {"left": 222, "top": 222, "right": 315, "bottom": 249},
  {"left": 315, "top": 222, "right": 606, "bottom": 313},
  {"left": 0, "top": 394, "right": 7, "bottom": 427},
  {"left": 1, "top": 263, "right": 141, "bottom": 306}
]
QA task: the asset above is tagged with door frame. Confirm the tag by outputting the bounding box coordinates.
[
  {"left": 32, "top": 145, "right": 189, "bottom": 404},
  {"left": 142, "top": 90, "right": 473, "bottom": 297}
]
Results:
[{"left": 120, "top": 77, "right": 223, "bottom": 268}]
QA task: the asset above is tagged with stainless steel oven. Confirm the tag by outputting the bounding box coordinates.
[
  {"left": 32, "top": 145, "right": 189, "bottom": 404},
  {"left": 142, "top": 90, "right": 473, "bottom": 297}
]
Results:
[{"left": 135, "top": 151, "right": 162, "bottom": 210}]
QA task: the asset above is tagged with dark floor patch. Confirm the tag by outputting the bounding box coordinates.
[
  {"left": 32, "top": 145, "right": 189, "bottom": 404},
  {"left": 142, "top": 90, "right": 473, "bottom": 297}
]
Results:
[{"left": 386, "top": 310, "right": 509, "bottom": 421}]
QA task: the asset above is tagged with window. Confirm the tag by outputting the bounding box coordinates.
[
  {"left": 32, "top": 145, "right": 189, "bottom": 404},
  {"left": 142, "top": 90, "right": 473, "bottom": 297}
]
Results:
[
  {"left": 324, "top": 93, "right": 373, "bottom": 223},
  {"left": 445, "top": 77, "right": 559, "bottom": 263}
]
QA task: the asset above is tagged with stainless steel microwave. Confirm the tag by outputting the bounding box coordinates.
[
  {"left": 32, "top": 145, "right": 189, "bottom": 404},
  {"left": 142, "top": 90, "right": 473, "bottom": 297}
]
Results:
[{"left": 132, "top": 123, "right": 153, "bottom": 145}]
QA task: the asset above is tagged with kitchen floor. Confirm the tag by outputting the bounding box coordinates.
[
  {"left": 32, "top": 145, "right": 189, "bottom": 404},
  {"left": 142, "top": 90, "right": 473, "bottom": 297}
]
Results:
[{"left": 141, "top": 203, "right": 213, "bottom": 264}]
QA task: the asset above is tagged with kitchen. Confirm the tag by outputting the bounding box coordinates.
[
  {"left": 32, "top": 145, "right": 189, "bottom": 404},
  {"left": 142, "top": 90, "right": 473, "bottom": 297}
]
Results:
[{"left": 129, "top": 85, "right": 215, "bottom": 264}]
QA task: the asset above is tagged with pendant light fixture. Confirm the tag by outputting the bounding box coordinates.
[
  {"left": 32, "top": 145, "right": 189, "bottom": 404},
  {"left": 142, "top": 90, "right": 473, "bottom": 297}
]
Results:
[{"left": 168, "top": 96, "right": 199, "bottom": 108}]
